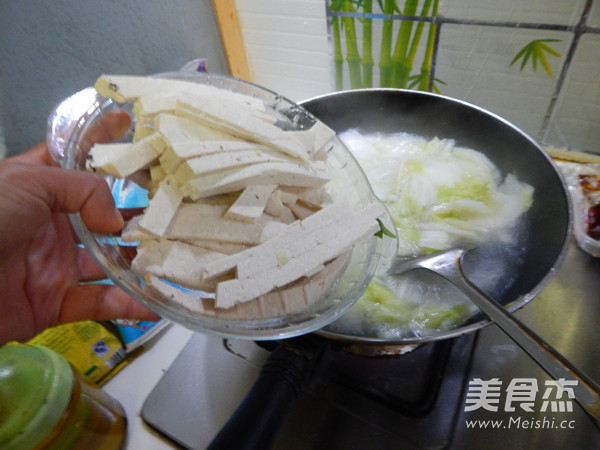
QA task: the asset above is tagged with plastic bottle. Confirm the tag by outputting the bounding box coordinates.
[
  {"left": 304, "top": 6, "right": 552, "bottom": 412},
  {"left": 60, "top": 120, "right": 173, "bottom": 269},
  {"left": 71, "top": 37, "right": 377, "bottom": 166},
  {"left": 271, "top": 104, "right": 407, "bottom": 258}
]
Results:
[{"left": 0, "top": 343, "right": 127, "bottom": 449}]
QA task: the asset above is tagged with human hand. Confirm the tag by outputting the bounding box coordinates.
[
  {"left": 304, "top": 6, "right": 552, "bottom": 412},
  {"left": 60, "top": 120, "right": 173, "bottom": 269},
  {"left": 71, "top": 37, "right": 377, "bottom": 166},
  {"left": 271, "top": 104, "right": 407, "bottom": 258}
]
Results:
[{"left": 0, "top": 111, "right": 160, "bottom": 344}]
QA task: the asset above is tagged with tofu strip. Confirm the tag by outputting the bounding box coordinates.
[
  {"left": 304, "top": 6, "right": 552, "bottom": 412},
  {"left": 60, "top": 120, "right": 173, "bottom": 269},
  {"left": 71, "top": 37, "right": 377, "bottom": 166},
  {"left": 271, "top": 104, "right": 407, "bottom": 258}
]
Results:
[
  {"left": 203, "top": 203, "right": 352, "bottom": 279},
  {"left": 207, "top": 202, "right": 386, "bottom": 308},
  {"left": 95, "top": 74, "right": 266, "bottom": 110},
  {"left": 88, "top": 133, "right": 165, "bottom": 178},
  {"left": 133, "top": 239, "right": 226, "bottom": 291},
  {"left": 138, "top": 177, "right": 183, "bottom": 236},
  {"left": 145, "top": 253, "right": 349, "bottom": 319},
  {"left": 182, "top": 161, "right": 329, "bottom": 199},
  {"left": 174, "top": 149, "right": 290, "bottom": 184},
  {"left": 159, "top": 140, "right": 266, "bottom": 173},
  {"left": 90, "top": 73, "right": 386, "bottom": 316},
  {"left": 225, "top": 184, "right": 277, "bottom": 222},
  {"left": 156, "top": 113, "right": 242, "bottom": 143},
  {"left": 165, "top": 203, "right": 266, "bottom": 245},
  {"left": 175, "top": 96, "right": 310, "bottom": 161}
]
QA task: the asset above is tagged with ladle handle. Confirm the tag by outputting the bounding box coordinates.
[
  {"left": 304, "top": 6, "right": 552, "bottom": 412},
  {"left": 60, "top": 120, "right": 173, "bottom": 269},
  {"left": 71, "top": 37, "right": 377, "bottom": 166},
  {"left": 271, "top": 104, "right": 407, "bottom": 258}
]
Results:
[{"left": 438, "top": 260, "right": 600, "bottom": 423}]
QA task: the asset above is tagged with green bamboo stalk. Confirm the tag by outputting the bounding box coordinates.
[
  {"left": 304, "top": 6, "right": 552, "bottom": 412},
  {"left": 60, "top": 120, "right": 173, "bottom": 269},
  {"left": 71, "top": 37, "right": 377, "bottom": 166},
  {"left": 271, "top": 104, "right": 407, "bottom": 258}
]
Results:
[
  {"left": 418, "top": 0, "right": 439, "bottom": 91},
  {"left": 342, "top": 0, "right": 362, "bottom": 89},
  {"left": 379, "top": 0, "right": 396, "bottom": 87},
  {"left": 330, "top": 1, "right": 345, "bottom": 90},
  {"left": 362, "top": 0, "right": 374, "bottom": 88},
  {"left": 390, "top": 0, "right": 419, "bottom": 88},
  {"left": 405, "top": 0, "right": 432, "bottom": 78}
]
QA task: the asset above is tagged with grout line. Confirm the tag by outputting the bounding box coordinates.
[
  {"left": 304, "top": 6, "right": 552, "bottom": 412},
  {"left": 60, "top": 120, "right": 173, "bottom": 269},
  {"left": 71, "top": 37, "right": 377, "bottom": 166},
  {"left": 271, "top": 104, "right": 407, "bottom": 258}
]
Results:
[{"left": 538, "top": 0, "right": 594, "bottom": 144}]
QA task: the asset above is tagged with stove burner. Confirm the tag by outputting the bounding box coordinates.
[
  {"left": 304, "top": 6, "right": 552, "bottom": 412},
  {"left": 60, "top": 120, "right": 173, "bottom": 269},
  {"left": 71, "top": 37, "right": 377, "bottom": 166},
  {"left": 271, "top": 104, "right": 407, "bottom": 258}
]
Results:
[
  {"left": 229, "top": 333, "right": 478, "bottom": 449},
  {"left": 323, "top": 339, "right": 456, "bottom": 417},
  {"left": 293, "top": 334, "right": 476, "bottom": 448}
]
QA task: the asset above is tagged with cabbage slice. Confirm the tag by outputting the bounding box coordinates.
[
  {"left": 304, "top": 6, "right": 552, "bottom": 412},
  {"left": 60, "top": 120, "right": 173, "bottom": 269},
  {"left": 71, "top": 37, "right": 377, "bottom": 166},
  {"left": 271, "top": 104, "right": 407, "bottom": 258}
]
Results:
[
  {"left": 341, "top": 130, "right": 533, "bottom": 256},
  {"left": 335, "top": 130, "right": 534, "bottom": 337}
]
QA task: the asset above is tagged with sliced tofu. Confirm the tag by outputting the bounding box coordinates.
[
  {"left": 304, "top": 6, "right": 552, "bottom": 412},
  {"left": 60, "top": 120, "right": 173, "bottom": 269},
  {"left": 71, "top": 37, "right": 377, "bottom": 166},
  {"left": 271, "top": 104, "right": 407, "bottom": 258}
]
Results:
[
  {"left": 133, "top": 93, "right": 179, "bottom": 118},
  {"left": 132, "top": 123, "right": 155, "bottom": 142},
  {"left": 257, "top": 216, "right": 292, "bottom": 242},
  {"left": 283, "top": 186, "right": 331, "bottom": 207},
  {"left": 121, "top": 215, "right": 153, "bottom": 242},
  {"left": 277, "top": 122, "right": 336, "bottom": 156},
  {"left": 146, "top": 275, "right": 213, "bottom": 313},
  {"left": 95, "top": 74, "right": 266, "bottom": 111},
  {"left": 138, "top": 176, "right": 183, "bottom": 236},
  {"left": 181, "top": 239, "right": 249, "bottom": 255},
  {"left": 160, "top": 140, "right": 266, "bottom": 173},
  {"left": 264, "top": 190, "right": 297, "bottom": 220},
  {"left": 225, "top": 184, "right": 277, "bottom": 222},
  {"left": 89, "top": 73, "right": 373, "bottom": 317},
  {"left": 165, "top": 203, "right": 266, "bottom": 245},
  {"left": 132, "top": 239, "right": 226, "bottom": 291},
  {"left": 174, "top": 149, "right": 291, "bottom": 185},
  {"left": 149, "top": 164, "right": 167, "bottom": 191},
  {"left": 202, "top": 203, "right": 350, "bottom": 279},
  {"left": 155, "top": 113, "right": 242, "bottom": 143},
  {"left": 181, "top": 161, "right": 329, "bottom": 200},
  {"left": 213, "top": 202, "right": 383, "bottom": 308},
  {"left": 289, "top": 202, "right": 318, "bottom": 220},
  {"left": 88, "top": 133, "right": 165, "bottom": 178},
  {"left": 176, "top": 96, "right": 310, "bottom": 161},
  {"left": 146, "top": 252, "right": 349, "bottom": 319},
  {"left": 305, "top": 120, "right": 336, "bottom": 153}
]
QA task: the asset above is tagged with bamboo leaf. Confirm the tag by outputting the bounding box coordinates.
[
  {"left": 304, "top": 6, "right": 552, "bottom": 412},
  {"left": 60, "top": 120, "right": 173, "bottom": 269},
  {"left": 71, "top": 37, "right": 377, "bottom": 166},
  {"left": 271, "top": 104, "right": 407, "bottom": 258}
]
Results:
[
  {"left": 509, "top": 46, "right": 529, "bottom": 67},
  {"left": 510, "top": 39, "right": 562, "bottom": 78},
  {"left": 538, "top": 42, "right": 562, "bottom": 57},
  {"left": 520, "top": 50, "right": 530, "bottom": 71}
]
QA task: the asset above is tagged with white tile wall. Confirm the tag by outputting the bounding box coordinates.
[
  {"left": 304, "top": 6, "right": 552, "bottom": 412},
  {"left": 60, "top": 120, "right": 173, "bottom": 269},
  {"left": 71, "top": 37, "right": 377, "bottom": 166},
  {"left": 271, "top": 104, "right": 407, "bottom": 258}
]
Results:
[
  {"left": 236, "top": 1, "right": 599, "bottom": 153},
  {"left": 441, "top": 0, "right": 586, "bottom": 25},
  {"left": 544, "top": 33, "right": 600, "bottom": 152},
  {"left": 234, "top": 0, "right": 332, "bottom": 102},
  {"left": 436, "top": 25, "right": 571, "bottom": 139}
]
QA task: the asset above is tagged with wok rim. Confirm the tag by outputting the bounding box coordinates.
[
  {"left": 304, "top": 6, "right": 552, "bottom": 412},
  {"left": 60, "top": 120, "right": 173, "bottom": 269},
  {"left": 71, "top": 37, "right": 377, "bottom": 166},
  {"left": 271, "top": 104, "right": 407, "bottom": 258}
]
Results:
[{"left": 300, "top": 88, "right": 573, "bottom": 347}]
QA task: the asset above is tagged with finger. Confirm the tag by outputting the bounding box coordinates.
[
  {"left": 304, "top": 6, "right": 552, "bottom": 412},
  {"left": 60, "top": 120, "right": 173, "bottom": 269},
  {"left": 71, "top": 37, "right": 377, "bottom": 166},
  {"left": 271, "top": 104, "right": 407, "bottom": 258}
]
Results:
[
  {"left": 6, "top": 142, "right": 56, "bottom": 166},
  {"left": 59, "top": 284, "right": 161, "bottom": 324},
  {"left": 83, "top": 110, "right": 132, "bottom": 144},
  {"left": 76, "top": 247, "right": 109, "bottom": 281},
  {"left": 119, "top": 207, "right": 145, "bottom": 221},
  {"left": 21, "top": 165, "right": 124, "bottom": 233},
  {"left": 75, "top": 246, "right": 137, "bottom": 280}
]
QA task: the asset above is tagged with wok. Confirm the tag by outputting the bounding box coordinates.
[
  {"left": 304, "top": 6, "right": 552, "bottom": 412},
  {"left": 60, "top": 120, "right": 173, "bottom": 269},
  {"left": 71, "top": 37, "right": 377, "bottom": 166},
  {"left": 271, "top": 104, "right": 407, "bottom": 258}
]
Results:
[{"left": 207, "top": 89, "right": 574, "bottom": 449}]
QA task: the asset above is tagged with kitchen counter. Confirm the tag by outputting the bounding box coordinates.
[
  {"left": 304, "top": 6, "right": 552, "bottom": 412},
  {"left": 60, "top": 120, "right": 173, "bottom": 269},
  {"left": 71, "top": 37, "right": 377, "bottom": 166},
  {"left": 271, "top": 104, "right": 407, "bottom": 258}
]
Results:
[{"left": 103, "top": 324, "right": 195, "bottom": 449}]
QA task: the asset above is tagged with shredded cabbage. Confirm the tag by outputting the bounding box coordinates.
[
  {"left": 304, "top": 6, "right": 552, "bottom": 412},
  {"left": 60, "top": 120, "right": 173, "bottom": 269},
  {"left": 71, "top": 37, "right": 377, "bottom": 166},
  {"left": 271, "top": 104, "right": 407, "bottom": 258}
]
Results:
[
  {"left": 340, "top": 130, "right": 533, "bottom": 256},
  {"left": 333, "top": 130, "right": 534, "bottom": 338}
]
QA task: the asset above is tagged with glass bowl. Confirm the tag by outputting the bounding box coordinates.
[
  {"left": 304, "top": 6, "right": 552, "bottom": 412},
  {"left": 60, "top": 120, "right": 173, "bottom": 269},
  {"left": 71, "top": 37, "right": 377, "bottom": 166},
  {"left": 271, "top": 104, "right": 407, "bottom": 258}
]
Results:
[{"left": 46, "top": 72, "right": 396, "bottom": 340}]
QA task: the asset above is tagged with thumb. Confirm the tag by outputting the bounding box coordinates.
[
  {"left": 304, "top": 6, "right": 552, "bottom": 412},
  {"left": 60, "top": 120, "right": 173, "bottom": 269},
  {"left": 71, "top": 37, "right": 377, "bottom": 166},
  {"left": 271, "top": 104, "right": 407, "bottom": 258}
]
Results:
[{"left": 7, "top": 163, "right": 123, "bottom": 233}]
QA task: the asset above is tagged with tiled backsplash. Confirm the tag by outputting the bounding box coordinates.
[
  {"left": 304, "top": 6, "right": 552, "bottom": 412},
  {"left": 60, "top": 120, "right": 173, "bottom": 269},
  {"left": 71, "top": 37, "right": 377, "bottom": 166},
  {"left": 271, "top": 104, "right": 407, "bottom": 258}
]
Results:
[{"left": 236, "top": 0, "right": 599, "bottom": 154}]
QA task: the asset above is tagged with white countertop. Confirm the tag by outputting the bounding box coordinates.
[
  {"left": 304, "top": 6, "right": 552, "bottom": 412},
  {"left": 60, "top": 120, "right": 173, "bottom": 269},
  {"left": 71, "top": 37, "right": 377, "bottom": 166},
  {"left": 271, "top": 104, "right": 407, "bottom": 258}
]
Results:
[
  {"left": 103, "top": 324, "right": 194, "bottom": 449},
  {"left": 103, "top": 321, "right": 271, "bottom": 450}
]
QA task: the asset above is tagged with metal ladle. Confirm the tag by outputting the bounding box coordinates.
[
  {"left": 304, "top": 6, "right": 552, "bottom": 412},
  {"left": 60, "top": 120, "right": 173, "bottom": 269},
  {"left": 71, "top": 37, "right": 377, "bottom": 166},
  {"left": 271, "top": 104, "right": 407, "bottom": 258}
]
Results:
[{"left": 390, "top": 247, "right": 600, "bottom": 424}]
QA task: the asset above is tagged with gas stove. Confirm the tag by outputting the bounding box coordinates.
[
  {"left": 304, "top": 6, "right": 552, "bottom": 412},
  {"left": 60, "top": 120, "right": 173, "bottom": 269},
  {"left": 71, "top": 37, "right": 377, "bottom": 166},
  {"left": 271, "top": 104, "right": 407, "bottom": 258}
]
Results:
[{"left": 142, "top": 241, "right": 600, "bottom": 449}]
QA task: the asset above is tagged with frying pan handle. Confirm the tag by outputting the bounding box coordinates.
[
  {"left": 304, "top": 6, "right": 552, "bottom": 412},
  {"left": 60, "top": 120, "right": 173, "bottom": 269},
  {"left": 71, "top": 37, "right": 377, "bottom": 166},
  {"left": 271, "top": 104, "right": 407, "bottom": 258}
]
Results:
[
  {"left": 207, "top": 344, "right": 313, "bottom": 450},
  {"left": 442, "top": 259, "right": 600, "bottom": 425}
]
